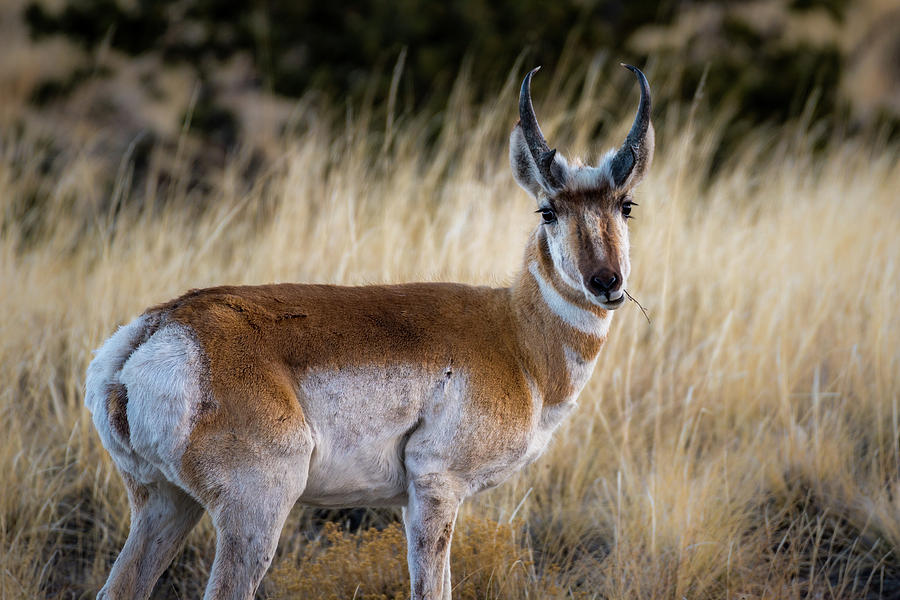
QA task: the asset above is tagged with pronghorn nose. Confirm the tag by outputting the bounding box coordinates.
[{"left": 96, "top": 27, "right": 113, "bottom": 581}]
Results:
[{"left": 588, "top": 269, "right": 620, "bottom": 296}]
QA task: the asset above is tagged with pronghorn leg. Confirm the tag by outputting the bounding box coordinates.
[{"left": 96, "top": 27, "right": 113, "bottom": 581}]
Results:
[
  {"left": 404, "top": 474, "right": 463, "bottom": 600},
  {"left": 197, "top": 428, "right": 312, "bottom": 600},
  {"left": 98, "top": 475, "right": 203, "bottom": 600},
  {"left": 202, "top": 478, "right": 299, "bottom": 600}
]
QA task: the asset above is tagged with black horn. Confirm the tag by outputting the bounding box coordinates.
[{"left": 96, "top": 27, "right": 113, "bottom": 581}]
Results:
[
  {"left": 609, "top": 64, "right": 652, "bottom": 187},
  {"left": 519, "top": 67, "right": 563, "bottom": 189}
]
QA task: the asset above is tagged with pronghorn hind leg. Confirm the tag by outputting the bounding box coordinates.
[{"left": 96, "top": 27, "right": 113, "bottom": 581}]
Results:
[
  {"left": 404, "top": 474, "right": 463, "bottom": 600},
  {"left": 98, "top": 475, "right": 204, "bottom": 600}
]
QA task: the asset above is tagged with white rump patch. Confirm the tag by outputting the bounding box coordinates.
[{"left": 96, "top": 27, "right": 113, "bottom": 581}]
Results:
[
  {"left": 528, "top": 261, "right": 611, "bottom": 337},
  {"left": 85, "top": 314, "right": 154, "bottom": 479},
  {"left": 119, "top": 323, "right": 207, "bottom": 486},
  {"left": 86, "top": 315, "right": 149, "bottom": 418}
]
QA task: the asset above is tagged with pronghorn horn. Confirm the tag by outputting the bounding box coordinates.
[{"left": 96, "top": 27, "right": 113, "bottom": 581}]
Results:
[
  {"left": 519, "top": 67, "right": 563, "bottom": 189},
  {"left": 609, "top": 64, "right": 652, "bottom": 188}
]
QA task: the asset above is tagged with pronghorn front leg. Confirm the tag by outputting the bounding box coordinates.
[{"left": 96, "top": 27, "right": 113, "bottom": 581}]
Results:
[
  {"left": 198, "top": 433, "right": 313, "bottom": 600},
  {"left": 202, "top": 472, "right": 304, "bottom": 600},
  {"left": 404, "top": 474, "right": 464, "bottom": 600}
]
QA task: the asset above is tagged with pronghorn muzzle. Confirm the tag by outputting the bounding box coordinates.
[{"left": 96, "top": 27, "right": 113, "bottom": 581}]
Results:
[{"left": 587, "top": 268, "right": 625, "bottom": 306}]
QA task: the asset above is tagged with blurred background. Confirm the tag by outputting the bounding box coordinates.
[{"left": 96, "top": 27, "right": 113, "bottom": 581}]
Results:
[
  {"left": 3, "top": 2, "right": 900, "bottom": 599},
  {"left": 3, "top": 0, "right": 899, "bottom": 209}
]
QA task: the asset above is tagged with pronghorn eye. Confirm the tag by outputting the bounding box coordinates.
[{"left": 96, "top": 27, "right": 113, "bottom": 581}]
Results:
[
  {"left": 539, "top": 208, "right": 557, "bottom": 224},
  {"left": 622, "top": 201, "right": 637, "bottom": 219}
]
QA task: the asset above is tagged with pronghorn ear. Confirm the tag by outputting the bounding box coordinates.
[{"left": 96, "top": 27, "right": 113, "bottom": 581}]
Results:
[
  {"left": 510, "top": 125, "right": 572, "bottom": 200},
  {"left": 509, "top": 124, "right": 544, "bottom": 199},
  {"left": 619, "top": 122, "right": 655, "bottom": 190}
]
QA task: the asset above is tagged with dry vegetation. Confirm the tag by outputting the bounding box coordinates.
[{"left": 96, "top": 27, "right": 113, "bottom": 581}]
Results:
[{"left": 2, "top": 60, "right": 899, "bottom": 599}]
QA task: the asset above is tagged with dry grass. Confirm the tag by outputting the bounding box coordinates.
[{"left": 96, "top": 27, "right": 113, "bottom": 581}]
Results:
[
  {"left": 267, "top": 516, "right": 553, "bottom": 600},
  {"left": 1, "top": 62, "right": 899, "bottom": 599}
]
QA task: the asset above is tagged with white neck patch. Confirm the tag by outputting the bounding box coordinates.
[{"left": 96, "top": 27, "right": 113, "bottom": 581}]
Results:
[
  {"left": 528, "top": 261, "right": 611, "bottom": 337},
  {"left": 564, "top": 345, "right": 599, "bottom": 394}
]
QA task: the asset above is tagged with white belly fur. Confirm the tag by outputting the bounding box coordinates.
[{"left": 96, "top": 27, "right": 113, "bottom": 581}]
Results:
[
  {"left": 291, "top": 273, "right": 609, "bottom": 498},
  {"left": 296, "top": 359, "right": 587, "bottom": 504},
  {"left": 298, "top": 365, "right": 440, "bottom": 506}
]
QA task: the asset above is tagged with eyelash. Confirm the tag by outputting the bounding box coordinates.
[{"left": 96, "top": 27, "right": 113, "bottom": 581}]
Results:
[
  {"left": 537, "top": 207, "right": 557, "bottom": 224},
  {"left": 536, "top": 202, "right": 636, "bottom": 222}
]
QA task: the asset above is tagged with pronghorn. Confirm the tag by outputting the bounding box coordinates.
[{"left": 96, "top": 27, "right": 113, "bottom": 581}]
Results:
[{"left": 85, "top": 64, "right": 653, "bottom": 600}]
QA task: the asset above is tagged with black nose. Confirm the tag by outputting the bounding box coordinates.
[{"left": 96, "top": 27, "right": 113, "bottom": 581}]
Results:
[{"left": 588, "top": 269, "right": 620, "bottom": 296}]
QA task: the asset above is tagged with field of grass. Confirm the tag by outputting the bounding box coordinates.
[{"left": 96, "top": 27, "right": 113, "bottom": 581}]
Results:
[{"left": 2, "top": 63, "right": 899, "bottom": 599}]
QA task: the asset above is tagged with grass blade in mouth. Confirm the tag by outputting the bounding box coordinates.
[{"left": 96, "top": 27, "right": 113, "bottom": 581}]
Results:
[{"left": 624, "top": 289, "right": 651, "bottom": 325}]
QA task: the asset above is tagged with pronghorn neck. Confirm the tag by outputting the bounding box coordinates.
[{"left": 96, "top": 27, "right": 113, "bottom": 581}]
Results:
[{"left": 509, "top": 227, "right": 611, "bottom": 407}]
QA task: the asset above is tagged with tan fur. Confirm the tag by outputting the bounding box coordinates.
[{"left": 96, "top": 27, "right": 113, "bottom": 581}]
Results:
[
  {"left": 516, "top": 232, "right": 607, "bottom": 402},
  {"left": 106, "top": 384, "right": 131, "bottom": 442},
  {"left": 135, "top": 239, "right": 609, "bottom": 504},
  {"left": 148, "top": 283, "right": 531, "bottom": 502},
  {"left": 556, "top": 187, "right": 631, "bottom": 289}
]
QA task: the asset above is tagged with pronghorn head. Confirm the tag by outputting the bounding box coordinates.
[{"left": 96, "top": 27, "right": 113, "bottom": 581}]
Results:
[{"left": 510, "top": 65, "right": 654, "bottom": 310}]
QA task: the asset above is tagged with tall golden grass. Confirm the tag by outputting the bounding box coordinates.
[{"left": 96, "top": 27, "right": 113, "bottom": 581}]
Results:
[{"left": 1, "top": 64, "right": 898, "bottom": 598}]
